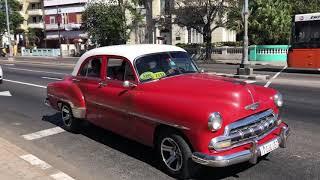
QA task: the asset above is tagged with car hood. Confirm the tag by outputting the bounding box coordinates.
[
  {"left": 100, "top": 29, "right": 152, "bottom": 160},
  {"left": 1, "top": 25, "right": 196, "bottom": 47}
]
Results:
[{"left": 140, "top": 73, "right": 276, "bottom": 123}]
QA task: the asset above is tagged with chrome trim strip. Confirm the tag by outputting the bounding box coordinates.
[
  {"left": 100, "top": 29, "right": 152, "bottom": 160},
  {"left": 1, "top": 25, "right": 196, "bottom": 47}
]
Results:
[
  {"left": 192, "top": 125, "right": 290, "bottom": 167},
  {"left": 90, "top": 100, "right": 191, "bottom": 130},
  {"left": 246, "top": 87, "right": 255, "bottom": 103}
]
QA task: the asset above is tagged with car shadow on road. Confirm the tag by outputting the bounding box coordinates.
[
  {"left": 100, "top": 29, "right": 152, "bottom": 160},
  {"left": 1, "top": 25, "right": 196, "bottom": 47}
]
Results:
[{"left": 43, "top": 112, "right": 264, "bottom": 180}]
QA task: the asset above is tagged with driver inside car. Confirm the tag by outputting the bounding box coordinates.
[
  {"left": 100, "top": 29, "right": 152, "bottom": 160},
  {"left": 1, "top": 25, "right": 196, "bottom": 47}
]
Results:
[{"left": 139, "top": 60, "right": 166, "bottom": 81}]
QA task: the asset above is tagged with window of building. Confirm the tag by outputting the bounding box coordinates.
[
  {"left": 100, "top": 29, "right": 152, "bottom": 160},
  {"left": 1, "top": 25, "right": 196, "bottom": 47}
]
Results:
[
  {"left": 31, "top": 3, "right": 35, "bottom": 9},
  {"left": 187, "top": 28, "right": 191, "bottom": 43},
  {"left": 32, "top": 17, "right": 37, "bottom": 23},
  {"left": 49, "top": 16, "right": 55, "bottom": 24},
  {"left": 76, "top": 14, "right": 82, "bottom": 24}
]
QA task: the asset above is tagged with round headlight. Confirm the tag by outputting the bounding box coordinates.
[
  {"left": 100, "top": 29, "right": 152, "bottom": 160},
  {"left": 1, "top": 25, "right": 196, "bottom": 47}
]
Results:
[
  {"left": 208, "top": 112, "right": 222, "bottom": 132},
  {"left": 274, "top": 92, "right": 283, "bottom": 107}
]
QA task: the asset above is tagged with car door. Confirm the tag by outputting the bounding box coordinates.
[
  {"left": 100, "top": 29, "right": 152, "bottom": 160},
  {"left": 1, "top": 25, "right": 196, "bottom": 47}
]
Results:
[
  {"left": 93, "top": 56, "right": 137, "bottom": 136},
  {"left": 71, "top": 56, "right": 106, "bottom": 125}
]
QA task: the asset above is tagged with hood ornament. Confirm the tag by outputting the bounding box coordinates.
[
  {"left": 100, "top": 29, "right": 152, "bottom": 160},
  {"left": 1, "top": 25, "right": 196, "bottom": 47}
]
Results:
[{"left": 245, "top": 102, "right": 260, "bottom": 111}]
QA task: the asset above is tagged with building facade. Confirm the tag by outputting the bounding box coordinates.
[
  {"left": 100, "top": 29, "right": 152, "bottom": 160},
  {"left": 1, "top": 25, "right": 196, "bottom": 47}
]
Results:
[
  {"left": 43, "top": 0, "right": 87, "bottom": 50},
  {"left": 146, "top": 0, "right": 236, "bottom": 45},
  {"left": 19, "top": 0, "right": 45, "bottom": 31}
]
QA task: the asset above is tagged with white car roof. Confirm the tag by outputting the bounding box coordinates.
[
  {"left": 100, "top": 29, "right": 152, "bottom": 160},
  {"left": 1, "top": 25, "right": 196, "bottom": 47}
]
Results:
[{"left": 71, "top": 44, "right": 186, "bottom": 76}]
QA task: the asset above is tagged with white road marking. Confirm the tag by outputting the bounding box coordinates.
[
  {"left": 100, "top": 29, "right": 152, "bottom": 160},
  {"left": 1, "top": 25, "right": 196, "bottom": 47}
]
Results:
[
  {"left": 50, "top": 172, "right": 75, "bottom": 180},
  {"left": 6, "top": 67, "right": 66, "bottom": 75},
  {"left": 3, "top": 64, "right": 15, "bottom": 66},
  {"left": 42, "top": 76, "right": 62, "bottom": 80},
  {"left": 264, "top": 66, "right": 288, "bottom": 87},
  {"left": 244, "top": 80, "right": 256, "bottom": 84},
  {"left": 19, "top": 154, "right": 52, "bottom": 170},
  {"left": 22, "top": 127, "right": 65, "bottom": 140},
  {"left": 3, "top": 79, "right": 46, "bottom": 88},
  {"left": 0, "top": 91, "right": 12, "bottom": 96}
]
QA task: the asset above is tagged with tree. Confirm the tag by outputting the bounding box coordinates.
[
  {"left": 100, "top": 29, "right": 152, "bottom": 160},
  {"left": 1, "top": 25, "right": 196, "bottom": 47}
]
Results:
[
  {"left": 227, "top": 0, "right": 320, "bottom": 45},
  {"left": 0, "top": 0, "right": 23, "bottom": 34},
  {"left": 292, "top": 0, "right": 320, "bottom": 14},
  {"left": 27, "top": 28, "right": 44, "bottom": 48},
  {"left": 172, "top": 0, "right": 237, "bottom": 61},
  {"left": 82, "top": 0, "right": 143, "bottom": 46}
]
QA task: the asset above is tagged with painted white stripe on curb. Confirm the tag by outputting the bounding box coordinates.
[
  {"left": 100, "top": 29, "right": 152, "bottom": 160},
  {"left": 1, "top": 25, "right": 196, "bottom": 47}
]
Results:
[
  {"left": 50, "top": 172, "right": 75, "bottom": 180},
  {"left": 264, "top": 66, "right": 287, "bottom": 87},
  {"left": 22, "top": 127, "right": 65, "bottom": 140},
  {"left": 3, "top": 79, "right": 47, "bottom": 88},
  {"left": 42, "top": 76, "right": 62, "bottom": 80},
  {"left": 20, "top": 154, "right": 52, "bottom": 170},
  {"left": 244, "top": 80, "right": 256, "bottom": 84},
  {"left": 7, "top": 67, "right": 67, "bottom": 75},
  {"left": 0, "top": 91, "right": 12, "bottom": 96}
]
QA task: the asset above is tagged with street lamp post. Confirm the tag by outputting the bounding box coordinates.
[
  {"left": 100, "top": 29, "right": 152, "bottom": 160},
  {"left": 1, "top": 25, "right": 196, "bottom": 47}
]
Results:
[
  {"left": 237, "top": 0, "right": 253, "bottom": 75},
  {"left": 4, "top": 0, "right": 13, "bottom": 60},
  {"left": 56, "top": 6, "right": 62, "bottom": 58}
]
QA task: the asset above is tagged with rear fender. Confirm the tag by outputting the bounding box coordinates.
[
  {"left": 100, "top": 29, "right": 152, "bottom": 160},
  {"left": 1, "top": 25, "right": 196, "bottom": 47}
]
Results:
[{"left": 47, "top": 80, "right": 86, "bottom": 119}]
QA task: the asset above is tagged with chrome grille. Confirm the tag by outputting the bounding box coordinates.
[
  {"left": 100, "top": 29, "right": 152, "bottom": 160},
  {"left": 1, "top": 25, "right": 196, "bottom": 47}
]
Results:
[
  {"left": 230, "top": 114, "right": 275, "bottom": 135},
  {"left": 210, "top": 109, "right": 279, "bottom": 151}
]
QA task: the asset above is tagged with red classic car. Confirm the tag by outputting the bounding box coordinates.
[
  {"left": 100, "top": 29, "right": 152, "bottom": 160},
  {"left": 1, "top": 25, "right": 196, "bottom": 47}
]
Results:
[{"left": 46, "top": 44, "right": 290, "bottom": 179}]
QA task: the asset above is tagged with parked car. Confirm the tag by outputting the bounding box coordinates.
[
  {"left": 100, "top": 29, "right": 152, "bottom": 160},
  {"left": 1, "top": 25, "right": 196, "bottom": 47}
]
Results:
[{"left": 45, "top": 44, "right": 290, "bottom": 179}]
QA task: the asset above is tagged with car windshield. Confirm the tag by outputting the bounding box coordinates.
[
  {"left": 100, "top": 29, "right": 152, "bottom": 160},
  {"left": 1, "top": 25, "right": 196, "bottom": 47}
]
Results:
[{"left": 135, "top": 51, "right": 198, "bottom": 82}]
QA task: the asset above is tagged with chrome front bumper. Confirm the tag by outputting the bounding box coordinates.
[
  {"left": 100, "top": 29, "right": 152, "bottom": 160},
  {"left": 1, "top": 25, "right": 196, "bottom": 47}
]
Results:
[{"left": 192, "top": 125, "right": 290, "bottom": 167}]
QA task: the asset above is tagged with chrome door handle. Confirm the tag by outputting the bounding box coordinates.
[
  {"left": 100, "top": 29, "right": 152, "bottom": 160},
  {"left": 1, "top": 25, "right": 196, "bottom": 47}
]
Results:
[{"left": 99, "top": 81, "right": 107, "bottom": 87}]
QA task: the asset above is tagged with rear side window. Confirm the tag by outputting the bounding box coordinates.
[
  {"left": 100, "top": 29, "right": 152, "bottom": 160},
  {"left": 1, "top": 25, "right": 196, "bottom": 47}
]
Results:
[{"left": 79, "top": 57, "right": 102, "bottom": 78}]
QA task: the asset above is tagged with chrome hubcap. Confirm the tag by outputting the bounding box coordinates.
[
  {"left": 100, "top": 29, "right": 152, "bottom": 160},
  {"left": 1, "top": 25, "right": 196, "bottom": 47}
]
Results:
[
  {"left": 61, "top": 105, "right": 72, "bottom": 127},
  {"left": 160, "top": 137, "right": 183, "bottom": 172}
]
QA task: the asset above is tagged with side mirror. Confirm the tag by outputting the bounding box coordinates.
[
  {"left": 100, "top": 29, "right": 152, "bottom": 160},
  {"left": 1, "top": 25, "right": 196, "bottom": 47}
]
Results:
[
  {"left": 200, "top": 69, "right": 205, "bottom": 73},
  {"left": 123, "top": 80, "right": 137, "bottom": 88}
]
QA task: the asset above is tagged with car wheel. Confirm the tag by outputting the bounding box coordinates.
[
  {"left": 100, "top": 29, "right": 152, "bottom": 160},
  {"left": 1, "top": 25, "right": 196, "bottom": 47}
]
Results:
[
  {"left": 157, "top": 132, "right": 197, "bottom": 179},
  {"left": 61, "top": 104, "right": 80, "bottom": 132}
]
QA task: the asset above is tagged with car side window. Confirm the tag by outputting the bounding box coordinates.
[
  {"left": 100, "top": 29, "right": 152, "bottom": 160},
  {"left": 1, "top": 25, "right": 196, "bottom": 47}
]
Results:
[
  {"left": 107, "top": 58, "right": 135, "bottom": 81},
  {"left": 79, "top": 57, "right": 102, "bottom": 78}
]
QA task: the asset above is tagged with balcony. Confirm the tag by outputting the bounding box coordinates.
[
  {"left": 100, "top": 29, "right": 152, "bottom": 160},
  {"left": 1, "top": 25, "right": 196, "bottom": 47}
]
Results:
[
  {"left": 45, "top": 23, "right": 81, "bottom": 30},
  {"left": 28, "top": 9, "right": 43, "bottom": 16},
  {"left": 28, "top": 23, "right": 44, "bottom": 29}
]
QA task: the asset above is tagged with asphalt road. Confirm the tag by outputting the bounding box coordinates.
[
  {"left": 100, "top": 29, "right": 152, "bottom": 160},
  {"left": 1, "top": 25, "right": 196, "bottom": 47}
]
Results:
[{"left": 0, "top": 62, "right": 319, "bottom": 180}]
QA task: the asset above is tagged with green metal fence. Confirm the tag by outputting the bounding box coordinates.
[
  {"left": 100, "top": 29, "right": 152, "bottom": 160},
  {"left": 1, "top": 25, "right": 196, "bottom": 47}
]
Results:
[{"left": 249, "top": 45, "right": 290, "bottom": 62}]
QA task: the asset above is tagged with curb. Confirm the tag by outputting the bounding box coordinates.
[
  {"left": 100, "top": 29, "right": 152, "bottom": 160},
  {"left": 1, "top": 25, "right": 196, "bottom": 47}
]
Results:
[
  {"left": 0, "top": 60, "right": 75, "bottom": 67},
  {"left": 198, "top": 60, "right": 287, "bottom": 67},
  {"left": 209, "top": 72, "right": 270, "bottom": 80}
]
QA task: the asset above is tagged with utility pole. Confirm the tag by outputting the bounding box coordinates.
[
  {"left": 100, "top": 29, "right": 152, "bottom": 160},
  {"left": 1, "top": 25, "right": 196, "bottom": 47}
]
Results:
[
  {"left": 57, "top": 6, "right": 62, "bottom": 58},
  {"left": 4, "top": 0, "right": 13, "bottom": 60},
  {"left": 237, "top": 0, "right": 253, "bottom": 75}
]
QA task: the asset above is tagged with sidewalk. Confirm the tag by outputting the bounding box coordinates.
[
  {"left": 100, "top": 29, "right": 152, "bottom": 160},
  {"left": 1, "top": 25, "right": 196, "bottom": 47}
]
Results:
[
  {"left": 0, "top": 136, "right": 73, "bottom": 180},
  {"left": 197, "top": 59, "right": 287, "bottom": 67}
]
